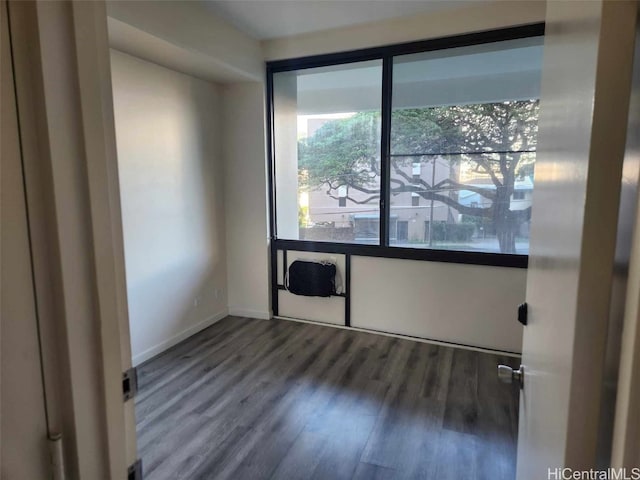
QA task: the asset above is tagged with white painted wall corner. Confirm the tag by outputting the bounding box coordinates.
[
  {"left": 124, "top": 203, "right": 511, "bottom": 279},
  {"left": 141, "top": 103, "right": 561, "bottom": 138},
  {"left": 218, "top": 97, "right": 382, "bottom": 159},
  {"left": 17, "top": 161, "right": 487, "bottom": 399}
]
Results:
[
  {"left": 227, "top": 307, "right": 272, "bottom": 320},
  {"left": 132, "top": 309, "right": 229, "bottom": 366}
]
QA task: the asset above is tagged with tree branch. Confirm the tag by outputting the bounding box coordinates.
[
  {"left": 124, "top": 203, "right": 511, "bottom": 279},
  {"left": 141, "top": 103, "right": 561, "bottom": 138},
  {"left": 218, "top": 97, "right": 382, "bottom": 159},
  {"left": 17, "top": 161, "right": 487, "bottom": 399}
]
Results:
[
  {"left": 390, "top": 184, "right": 493, "bottom": 217},
  {"left": 343, "top": 180, "right": 494, "bottom": 218},
  {"left": 472, "top": 156, "right": 502, "bottom": 188},
  {"left": 433, "top": 178, "right": 496, "bottom": 200},
  {"left": 391, "top": 158, "right": 496, "bottom": 200},
  {"left": 326, "top": 192, "right": 380, "bottom": 205},
  {"left": 391, "top": 161, "right": 430, "bottom": 187}
]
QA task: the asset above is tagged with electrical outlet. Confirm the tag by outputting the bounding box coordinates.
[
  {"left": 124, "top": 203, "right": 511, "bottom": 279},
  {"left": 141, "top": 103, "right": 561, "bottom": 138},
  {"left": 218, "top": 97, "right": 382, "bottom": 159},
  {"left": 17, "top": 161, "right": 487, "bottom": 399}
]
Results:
[
  {"left": 193, "top": 297, "right": 200, "bottom": 307},
  {"left": 214, "top": 289, "right": 220, "bottom": 299}
]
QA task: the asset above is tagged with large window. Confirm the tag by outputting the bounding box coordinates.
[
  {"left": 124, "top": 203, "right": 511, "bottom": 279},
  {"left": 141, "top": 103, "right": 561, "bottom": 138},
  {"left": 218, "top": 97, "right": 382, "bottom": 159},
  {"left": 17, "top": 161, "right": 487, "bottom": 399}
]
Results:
[
  {"left": 269, "top": 26, "right": 544, "bottom": 265},
  {"left": 273, "top": 61, "right": 382, "bottom": 243}
]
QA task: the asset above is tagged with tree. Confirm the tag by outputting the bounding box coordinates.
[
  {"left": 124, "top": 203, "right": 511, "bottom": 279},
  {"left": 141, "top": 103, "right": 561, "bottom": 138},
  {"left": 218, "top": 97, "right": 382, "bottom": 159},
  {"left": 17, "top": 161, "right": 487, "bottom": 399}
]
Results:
[{"left": 298, "top": 100, "right": 539, "bottom": 253}]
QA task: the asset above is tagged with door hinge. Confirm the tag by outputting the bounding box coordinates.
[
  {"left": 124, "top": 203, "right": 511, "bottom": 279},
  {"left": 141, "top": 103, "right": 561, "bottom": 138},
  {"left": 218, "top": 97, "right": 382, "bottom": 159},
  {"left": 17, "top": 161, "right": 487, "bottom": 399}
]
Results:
[
  {"left": 123, "top": 367, "right": 138, "bottom": 402},
  {"left": 127, "top": 459, "right": 143, "bottom": 480},
  {"left": 517, "top": 302, "right": 528, "bottom": 326}
]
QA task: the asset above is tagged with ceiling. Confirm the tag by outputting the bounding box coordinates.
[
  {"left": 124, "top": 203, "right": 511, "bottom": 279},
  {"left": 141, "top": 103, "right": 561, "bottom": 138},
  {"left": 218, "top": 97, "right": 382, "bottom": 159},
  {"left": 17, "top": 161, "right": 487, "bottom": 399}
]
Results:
[
  {"left": 203, "top": 0, "right": 477, "bottom": 40},
  {"left": 291, "top": 37, "right": 544, "bottom": 113}
]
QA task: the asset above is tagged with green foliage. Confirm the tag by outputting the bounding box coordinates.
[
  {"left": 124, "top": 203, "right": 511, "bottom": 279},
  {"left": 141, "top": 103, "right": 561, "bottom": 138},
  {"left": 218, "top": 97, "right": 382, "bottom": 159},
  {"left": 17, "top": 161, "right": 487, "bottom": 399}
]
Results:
[
  {"left": 298, "top": 112, "right": 381, "bottom": 193},
  {"left": 299, "top": 101, "right": 539, "bottom": 191},
  {"left": 430, "top": 222, "right": 475, "bottom": 242},
  {"left": 390, "top": 109, "right": 460, "bottom": 156},
  {"left": 437, "top": 101, "right": 539, "bottom": 182},
  {"left": 298, "top": 205, "right": 308, "bottom": 228},
  {"left": 297, "top": 100, "right": 539, "bottom": 253},
  {"left": 461, "top": 214, "right": 495, "bottom": 235},
  {"left": 461, "top": 214, "right": 480, "bottom": 225}
]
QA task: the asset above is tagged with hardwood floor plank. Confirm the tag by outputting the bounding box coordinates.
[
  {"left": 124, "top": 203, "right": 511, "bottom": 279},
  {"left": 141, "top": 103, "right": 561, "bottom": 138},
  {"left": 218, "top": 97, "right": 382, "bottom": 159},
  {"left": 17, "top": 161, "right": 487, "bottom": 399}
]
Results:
[
  {"left": 308, "top": 413, "right": 377, "bottom": 480},
  {"left": 442, "top": 348, "right": 479, "bottom": 434},
  {"left": 137, "top": 322, "right": 315, "bottom": 453},
  {"left": 166, "top": 327, "right": 359, "bottom": 480},
  {"left": 268, "top": 429, "right": 330, "bottom": 480},
  {"left": 187, "top": 425, "right": 255, "bottom": 480},
  {"left": 136, "top": 317, "right": 261, "bottom": 396},
  {"left": 351, "top": 462, "right": 397, "bottom": 480},
  {"left": 218, "top": 332, "right": 373, "bottom": 480},
  {"left": 136, "top": 316, "right": 274, "bottom": 411},
  {"left": 136, "top": 316, "right": 252, "bottom": 389},
  {"left": 135, "top": 317, "right": 519, "bottom": 480},
  {"left": 140, "top": 414, "right": 207, "bottom": 478},
  {"left": 420, "top": 344, "right": 453, "bottom": 402},
  {"left": 360, "top": 342, "right": 443, "bottom": 472},
  {"left": 476, "top": 354, "right": 520, "bottom": 480},
  {"left": 432, "top": 430, "right": 478, "bottom": 480}
]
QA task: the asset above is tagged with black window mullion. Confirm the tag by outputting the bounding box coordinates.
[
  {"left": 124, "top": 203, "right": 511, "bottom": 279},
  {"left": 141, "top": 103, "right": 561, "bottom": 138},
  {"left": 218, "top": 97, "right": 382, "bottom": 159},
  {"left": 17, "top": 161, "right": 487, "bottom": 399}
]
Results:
[{"left": 380, "top": 56, "right": 393, "bottom": 247}]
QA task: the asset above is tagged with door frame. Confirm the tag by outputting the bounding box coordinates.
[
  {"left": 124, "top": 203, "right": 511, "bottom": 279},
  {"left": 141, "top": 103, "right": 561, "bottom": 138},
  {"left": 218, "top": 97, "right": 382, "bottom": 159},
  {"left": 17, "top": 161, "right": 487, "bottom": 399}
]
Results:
[
  {"left": 8, "top": 0, "right": 135, "bottom": 477},
  {"left": 517, "top": 0, "right": 639, "bottom": 475},
  {"left": 612, "top": 8, "right": 640, "bottom": 466}
]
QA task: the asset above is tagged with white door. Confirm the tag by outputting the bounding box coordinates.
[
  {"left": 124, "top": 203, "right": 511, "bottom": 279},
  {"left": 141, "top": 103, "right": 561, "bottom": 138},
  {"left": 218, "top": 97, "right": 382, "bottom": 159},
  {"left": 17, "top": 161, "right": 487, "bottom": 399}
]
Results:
[
  {"left": 516, "top": 1, "right": 639, "bottom": 477},
  {"left": 611, "top": 11, "right": 640, "bottom": 462},
  {"left": 0, "top": 0, "right": 50, "bottom": 476}
]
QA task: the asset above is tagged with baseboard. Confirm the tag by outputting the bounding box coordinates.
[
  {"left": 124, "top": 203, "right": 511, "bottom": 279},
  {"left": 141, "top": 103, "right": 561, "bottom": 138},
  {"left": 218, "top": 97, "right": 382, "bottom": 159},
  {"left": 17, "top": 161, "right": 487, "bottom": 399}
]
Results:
[
  {"left": 227, "top": 307, "right": 271, "bottom": 320},
  {"left": 132, "top": 309, "right": 229, "bottom": 366},
  {"left": 274, "top": 315, "right": 521, "bottom": 358}
]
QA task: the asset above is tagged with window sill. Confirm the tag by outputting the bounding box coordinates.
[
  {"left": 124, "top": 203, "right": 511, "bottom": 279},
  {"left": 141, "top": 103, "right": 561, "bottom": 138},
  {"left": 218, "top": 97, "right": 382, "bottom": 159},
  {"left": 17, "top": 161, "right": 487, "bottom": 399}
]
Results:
[{"left": 272, "top": 238, "right": 528, "bottom": 269}]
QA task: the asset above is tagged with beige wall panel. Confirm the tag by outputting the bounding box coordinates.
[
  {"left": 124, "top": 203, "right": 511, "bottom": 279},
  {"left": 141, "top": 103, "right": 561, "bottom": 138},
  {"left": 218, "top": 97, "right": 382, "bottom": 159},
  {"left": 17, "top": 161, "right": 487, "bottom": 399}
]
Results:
[{"left": 111, "top": 50, "right": 229, "bottom": 365}]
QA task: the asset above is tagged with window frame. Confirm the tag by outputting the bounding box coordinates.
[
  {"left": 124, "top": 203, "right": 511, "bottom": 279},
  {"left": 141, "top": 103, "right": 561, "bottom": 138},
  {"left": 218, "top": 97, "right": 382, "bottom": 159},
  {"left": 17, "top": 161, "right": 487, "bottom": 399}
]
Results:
[{"left": 266, "top": 23, "right": 545, "bottom": 270}]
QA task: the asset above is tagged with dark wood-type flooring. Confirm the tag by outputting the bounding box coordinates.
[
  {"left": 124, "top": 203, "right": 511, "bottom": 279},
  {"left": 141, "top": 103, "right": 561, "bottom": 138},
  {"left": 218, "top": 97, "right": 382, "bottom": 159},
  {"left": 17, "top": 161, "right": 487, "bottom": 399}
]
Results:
[{"left": 136, "top": 316, "right": 520, "bottom": 480}]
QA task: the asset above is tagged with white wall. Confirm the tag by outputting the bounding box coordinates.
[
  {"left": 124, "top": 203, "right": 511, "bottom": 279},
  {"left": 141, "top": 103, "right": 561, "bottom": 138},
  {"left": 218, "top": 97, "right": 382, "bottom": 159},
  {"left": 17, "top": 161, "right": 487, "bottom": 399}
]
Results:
[
  {"left": 276, "top": 250, "right": 526, "bottom": 352},
  {"left": 352, "top": 258, "right": 526, "bottom": 352},
  {"left": 107, "top": 0, "right": 263, "bottom": 82},
  {"left": 222, "top": 82, "right": 271, "bottom": 319},
  {"left": 262, "top": 0, "right": 545, "bottom": 60},
  {"left": 111, "top": 50, "right": 229, "bottom": 365}
]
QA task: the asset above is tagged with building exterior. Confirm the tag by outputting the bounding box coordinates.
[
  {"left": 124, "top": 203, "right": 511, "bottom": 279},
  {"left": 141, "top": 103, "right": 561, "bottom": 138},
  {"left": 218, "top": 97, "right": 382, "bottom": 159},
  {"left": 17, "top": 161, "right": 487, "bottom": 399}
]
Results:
[{"left": 301, "top": 153, "right": 533, "bottom": 249}]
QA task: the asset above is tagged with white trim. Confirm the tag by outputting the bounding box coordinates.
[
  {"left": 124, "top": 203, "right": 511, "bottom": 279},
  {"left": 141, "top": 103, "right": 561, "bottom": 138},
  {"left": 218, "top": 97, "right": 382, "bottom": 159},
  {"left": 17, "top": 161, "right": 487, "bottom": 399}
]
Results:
[
  {"left": 228, "top": 307, "right": 272, "bottom": 320},
  {"left": 132, "top": 310, "right": 228, "bottom": 366},
  {"left": 612, "top": 97, "right": 640, "bottom": 466},
  {"left": 274, "top": 315, "right": 521, "bottom": 358},
  {"left": 74, "top": 2, "right": 131, "bottom": 471}
]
